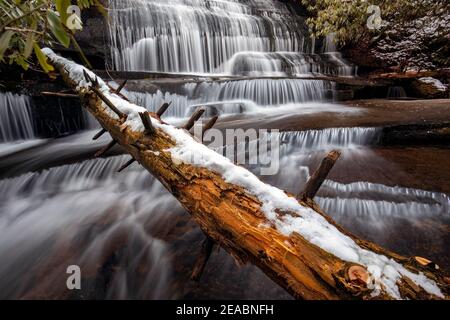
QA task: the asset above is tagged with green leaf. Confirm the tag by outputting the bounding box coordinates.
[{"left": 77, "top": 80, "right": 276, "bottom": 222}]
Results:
[
  {"left": 23, "top": 32, "right": 34, "bottom": 59},
  {"left": 33, "top": 44, "right": 54, "bottom": 73},
  {"left": 47, "top": 10, "right": 70, "bottom": 48},
  {"left": 56, "top": 0, "right": 71, "bottom": 26},
  {"left": 0, "top": 31, "right": 14, "bottom": 61},
  {"left": 16, "top": 55, "right": 29, "bottom": 71}
]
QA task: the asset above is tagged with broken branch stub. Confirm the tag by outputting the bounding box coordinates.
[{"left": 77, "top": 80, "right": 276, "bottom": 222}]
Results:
[
  {"left": 95, "top": 140, "right": 117, "bottom": 158},
  {"left": 92, "top": 128, "right": 107, "bottom": 140},
  {"left": 91, "top": 86, "right": 127, "bottom": 119},
  {"left": 83, "top": 70, "right": 127, "bottom": 119},
  {"left": 191, "top": 237, "right": 215, "bottom": 281},
  {"left": 184, "top": 108, "right": 206, "bottom": 130},
  {"left": 202, "top": 115, "right": 219, "bottom": 139},
  {"left": 138, "top": 112, "right": 155, "bottom": 135},
  {"left": 299, "top": 150, "right": 341, "bottom": 201},
  {"left": 118, "top": 158, "right": 136, "bottom": 172},
  {"left": 116, "top": 80, "right": 128, "bottom": 94},
  {"left": 41, "top": 91, "right": 79, "bottom": 98},
  {"left": 156, "top": 101, "right": 172, "bottom": 117}
]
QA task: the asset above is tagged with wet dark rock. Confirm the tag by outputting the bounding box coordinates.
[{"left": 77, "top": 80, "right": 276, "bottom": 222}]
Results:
[
  {"left": 380, "top": 122, "right": 450, "bottom": 146},
  {"left": 343, "top": 12, "right": 450, "bottom": 74},
  {"left": 31, "top": 96, "right": 86, "bottom": 138}
]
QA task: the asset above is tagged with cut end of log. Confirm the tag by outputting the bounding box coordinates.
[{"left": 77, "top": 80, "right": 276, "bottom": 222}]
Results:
[
  {"left": 348, "top": 265, "right": 369, "bottom": 287},
  {"left": 414, "top": 256, "right": 440, "bottom": 270}
]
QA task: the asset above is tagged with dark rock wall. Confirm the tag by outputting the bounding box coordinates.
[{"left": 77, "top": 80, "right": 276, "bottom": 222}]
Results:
[{"left": 341, "top": 10, "right": 450, "bottom": 74}]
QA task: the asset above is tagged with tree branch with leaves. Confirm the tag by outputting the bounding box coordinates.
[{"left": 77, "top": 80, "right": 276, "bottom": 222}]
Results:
[
  {"left": 0, "top": 0, "right": 104, "bottom": 73},
  {"left": 302, "top": 0, "right": 449, "bottom": 46}
]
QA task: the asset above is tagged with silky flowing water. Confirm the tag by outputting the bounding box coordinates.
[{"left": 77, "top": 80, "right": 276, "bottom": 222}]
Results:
[{"left": 0, "top": 0, "right": 448, "bottom": 299}]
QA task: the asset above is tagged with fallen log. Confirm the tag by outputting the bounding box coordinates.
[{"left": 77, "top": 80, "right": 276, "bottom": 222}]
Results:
[{"left": 43, "top": 48, "right": 449, "bottom": 300}]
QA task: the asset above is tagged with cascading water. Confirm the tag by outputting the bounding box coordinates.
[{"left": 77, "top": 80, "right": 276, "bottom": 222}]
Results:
[
  {"left": 0, "top": 156, "right": 175, "bottom": 299},
  {"left": 0, "top": 92, "right": 46, "bottom": 158},
  {"left": 277, "top": 127, "right": 381, "bottom": 152},
  {"left": 108, "top": 0, "right": 356, "bottom": 124},
  {"left": 0, "top": 92, "right": 35, "bottom": 142},
  {"left": 108, "top": 0, "right": 354, "bottom": 76},
  {"left": 250, "top": 128, "right": 450, "bottom": 230},
  {"left": 109, "top": 0, "right": 309, "bottom": 74},
  {"left": 0, "top": 154, "right": 289, "bottom": 299},
  {"left": 126, "top": 78, "right": 330, "bottom": 118}
]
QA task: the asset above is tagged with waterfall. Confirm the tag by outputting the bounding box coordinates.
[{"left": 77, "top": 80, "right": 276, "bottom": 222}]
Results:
[
  {"left": 223, "top": 51, "right": 355, "bottom": 76},
  {"left": 317, "top": 180, "right": 450, "bottom": 218},
  {"left": 257, "top": 128, "right": 450, "bottom": 222},
  {"left": 0, "top": 92, "right": 35, "bottom": 142},
  {"left": 126, "top": 78, "right": 330, "bottom": 118},
  {"left": 109, "top": 0, "right": 307, "bottom": 73},
  {"left": 108, "top": 0, "right": 354, "bottom": 76},
  {"left": 387, "top": 86, "right": 407, "bottom": 99},
  {"left": 277, "top": 127, "right": 381, "bottom": 152}
]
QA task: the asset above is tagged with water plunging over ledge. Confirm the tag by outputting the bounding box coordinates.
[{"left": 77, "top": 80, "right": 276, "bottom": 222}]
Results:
[
  {"left": 0, "top": 93, "right": 35, "bottom": 142},
  {"left": 124, "top": 78, "right": 331, "bottom": 118}
]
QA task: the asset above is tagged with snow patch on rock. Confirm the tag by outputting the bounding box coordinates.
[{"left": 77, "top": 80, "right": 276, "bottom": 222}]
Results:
[{"left": 418, "top": 77, "right": 447, "bottom": 92}]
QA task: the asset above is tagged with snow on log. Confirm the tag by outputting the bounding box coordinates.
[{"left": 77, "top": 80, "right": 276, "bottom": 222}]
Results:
[{"left": 42, "top": 48, "right": 449, "bottom": 300}]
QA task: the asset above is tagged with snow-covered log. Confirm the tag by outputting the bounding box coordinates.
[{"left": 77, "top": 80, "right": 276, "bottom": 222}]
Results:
[{"left": 43, "top": 49, "right": 449, "bottom": 300}]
